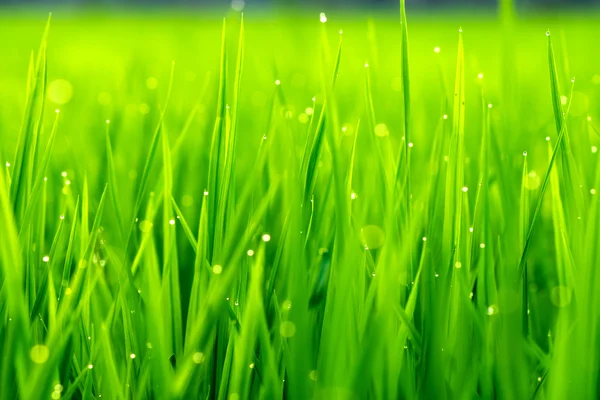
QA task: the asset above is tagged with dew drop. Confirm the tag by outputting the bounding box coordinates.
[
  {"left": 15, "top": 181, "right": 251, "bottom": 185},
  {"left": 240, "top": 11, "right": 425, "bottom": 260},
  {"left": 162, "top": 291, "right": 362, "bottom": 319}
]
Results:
[{"left": 319, "top": 12, "right": 327, "bottom": 23}]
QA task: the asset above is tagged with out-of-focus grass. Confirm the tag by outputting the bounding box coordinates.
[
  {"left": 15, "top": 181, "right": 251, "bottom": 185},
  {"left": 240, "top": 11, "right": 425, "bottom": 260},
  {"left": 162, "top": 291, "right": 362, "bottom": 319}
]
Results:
[{"left": 1, "top": 5, "right": 600, "bottom": 399}]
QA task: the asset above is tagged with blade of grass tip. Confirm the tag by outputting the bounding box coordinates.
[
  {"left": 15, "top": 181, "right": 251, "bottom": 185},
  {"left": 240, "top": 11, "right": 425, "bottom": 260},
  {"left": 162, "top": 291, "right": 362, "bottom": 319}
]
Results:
[
  {"left": 172, "top": 71, "right": 213, "bottom": 157},
  {"left": 29, "top": 217, "right": 65, "bottom": 321},
  {"left": 518, "top": 30, "right": 573, "bottom": 278},
  {"left": 11, "top": 19, "right": 49, "bottom": 223},
  {"left": 442, "top": 27, "right": 466, "bottom": 267},
  {"left": 58, "top": 199, "right": 79, "bottom": 306},
  {"left": 105, "top": 119, "right": 124, "bottom": 242},
  {"left": 399, "top": 0, "right": 412, "bottom": 214},
  {"left": 345, "top": 119, "right": 360, "bottom": 201},
  {"left": 161, "top": 114, "right": 184, "bottom": 359},
  {"left": 519, "top": 153, "right": 530, "bottom": 335},
  {"left": 126, "top": 61, "right": 175, "bottom": 250},
  {"left": 206, "top": 18, "right": 228, "bottom": 261},
  {"left": 18, "top": 109, "right": 60, "bottom": 237},
  {"left": 214, "top": 15, "right": 244, "bottom": 262},
  {"left": 80, "top": 174, "right": 89, "bottom": 257},
  {"left": 185, "top": 194, "right": 209, "bottom": 350},
  {"left": 171, "top": 197, "right": 198, "bottom": 250},
  {"left": 0, "top": 156, "right": 31, "bottom": 396}
]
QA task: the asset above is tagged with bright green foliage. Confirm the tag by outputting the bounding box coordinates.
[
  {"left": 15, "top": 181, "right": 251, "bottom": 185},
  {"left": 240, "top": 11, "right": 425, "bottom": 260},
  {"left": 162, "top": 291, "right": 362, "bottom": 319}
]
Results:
[{"left": 0, "top": 6, "right": 600, "bottom": 400}]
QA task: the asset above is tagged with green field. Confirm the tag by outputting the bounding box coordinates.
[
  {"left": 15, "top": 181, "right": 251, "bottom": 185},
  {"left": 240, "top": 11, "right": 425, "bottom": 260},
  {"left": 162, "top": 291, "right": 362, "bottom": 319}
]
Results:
[{"left": 1, "top": 5, "right": 600, "bottom": 399}]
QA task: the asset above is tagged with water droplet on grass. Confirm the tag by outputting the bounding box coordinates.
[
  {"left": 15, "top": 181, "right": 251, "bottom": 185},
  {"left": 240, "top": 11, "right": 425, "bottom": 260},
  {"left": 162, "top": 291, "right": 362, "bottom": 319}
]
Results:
[
  {"left": 262, "top": 233, "right": 271, "bottom": 242},
  {"left": 212, "top": 265, "right": 223, "bottom": 275},
  {"left": 319, "top": 12, "right": 328, "bottom": 23},
  {"left": 434, "top": 46, "right": 441, "bottom": 53}
]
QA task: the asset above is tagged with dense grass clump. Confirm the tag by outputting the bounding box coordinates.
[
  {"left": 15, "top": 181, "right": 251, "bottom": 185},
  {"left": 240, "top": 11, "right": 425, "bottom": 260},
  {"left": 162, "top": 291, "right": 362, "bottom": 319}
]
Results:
[{"left": 1, "top": 3, "right": 600, "bottom": 399}]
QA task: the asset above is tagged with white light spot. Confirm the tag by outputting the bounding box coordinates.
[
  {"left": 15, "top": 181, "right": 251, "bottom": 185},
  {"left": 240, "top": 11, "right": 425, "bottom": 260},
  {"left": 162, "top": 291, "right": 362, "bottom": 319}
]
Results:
[
  {"left": 592, "top": 146, "right": 598, "bottom": 154},
  {"left": 65, "top": 180, "right": 71, "bottom": 186},
  {"left": 203, "top": 190, "right": 209, "bottom": 196},
  {"left": 408, "top": 142, "right": 414, "bottom": 148},
  {"left": 488, "top": 104, "right": 493, "bottom": 109},
  {"left": 319, "top": 12, "right": 328, "bottom": 23},
  {"left": 231, "top": 0, "right": 245, "bottom": 11},
  {"left": 130, "top": 353, "right": 136, "bottom": 359},
  {"left": 247, "top": 249, "right": 254, "bottom": 256},
  {"left": 60, "top": 215, "right": 65, "bottom": 220},
  {"left": 443, "top": 114, "right": 448, "bottom": 120},
  {"left": 5, "top": 162, "right": 10, "bottom": 167},
  {"left": 462, "top": 186, "right": 468, "bottom": 193},
  {"left": 61, "top": 171, "right": 67, "bottom": 177},
  {"left": 591, "top": 188, "right": 597, "bottom": 195},
  {"left": 351, "top": 192, "right": 357, "bottom": 200},
  {"left": 262, "top": 233, "right": 271, "bottom": 242},
  {"left": 546, "top": 136, "right": 551, "bottom": 141},
  {"left": 42, "top": 256, "right": 50, "bottom": 263},
  {"left": 480, "top": 243, "right": 486, "bottom": 249},
  {"left": 275, "top": 79, "right": 281, "bottom": 86},
  {"left": 434, "top": 46, "right": 441, "bottom": 53},
  {"left": 477, "top": 73, "right": 484, "bottom": 79},
  {"left": 422, "top": 237, "right": 427, "bottom": 241},
  {"left": 169, "top": 219, "right": 176, "bottom": 226},
  {"left": 88, "top": 364, "right": 94, "bottom": 369},
  {"left": 588, "top": 116, "right": 592, "bottom": 122},
  {"left": 364, "top": 63, "right": 369, "bottom": 68},
  {"left": 106, "top": 120, "right": 110, "bottom": 124},
  {"left": 212, "top": 265, "right": 223, "bottom": 275},
  {"left": 455, "top": 261, "right": 462, "bottom": 269}
]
